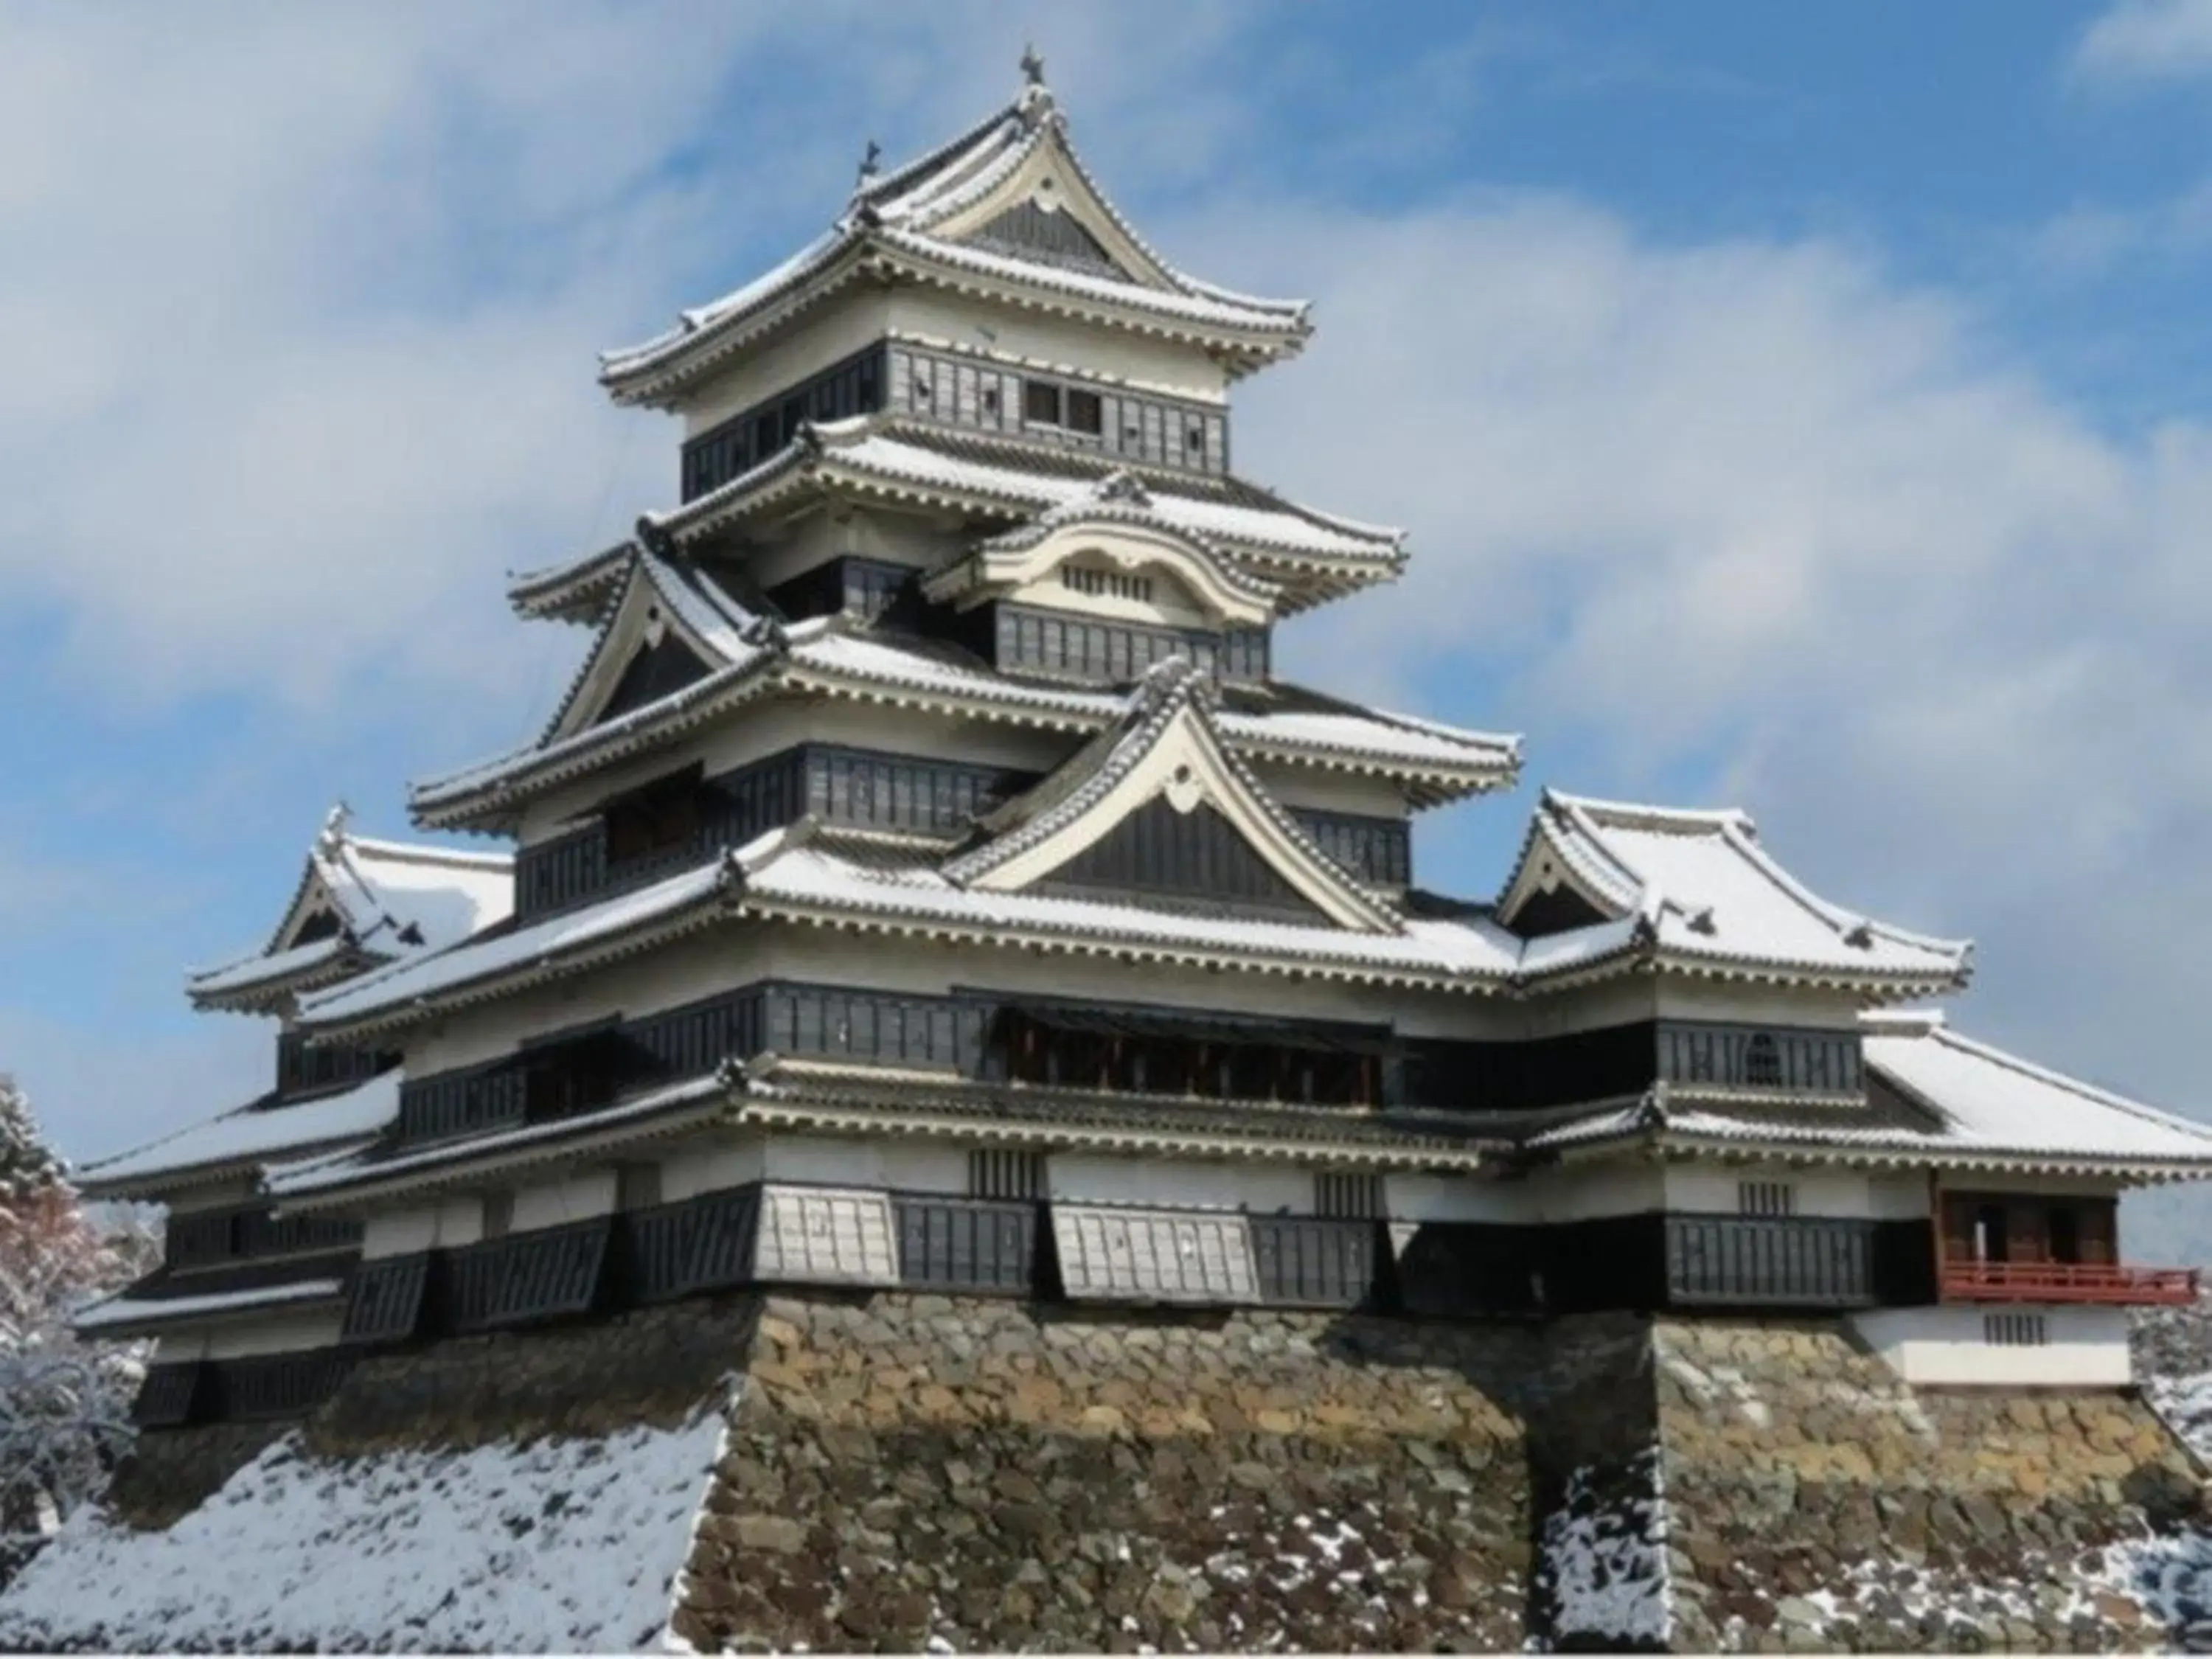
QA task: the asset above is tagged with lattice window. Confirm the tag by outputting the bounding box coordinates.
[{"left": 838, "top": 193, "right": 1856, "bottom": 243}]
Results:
[
  {"left": 1738, "top": 1180, "right": 1797, "bottom": 1218},
  {"left": 1984, "top": 1312, "right": 2048, "bottom": 1347},
  {"left": 1060, "top": 565, "right": 1155, "bottom": 605},
  {"left": 968, "top": 1149, "right": 1046, "bottom": 1201},
  {"left": 1744, "top": 1032, "right": 1784, "bottom": 1088},
  {"left": 1315, "top": 1172, "right": 1384, "bottom": 1220}
]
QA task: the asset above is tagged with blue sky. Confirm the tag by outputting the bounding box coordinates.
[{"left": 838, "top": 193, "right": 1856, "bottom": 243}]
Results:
[{"left": 6, "top": 0, "right": 2212, "bottom": 1248}]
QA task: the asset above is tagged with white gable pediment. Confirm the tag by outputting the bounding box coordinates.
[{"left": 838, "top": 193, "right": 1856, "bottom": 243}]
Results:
[
  {"left": 926, "top": 514, "right": 1281, "bottom": 629},
  {"left": 542, "top": 560, "right": 723, "bottom": 745},
  {"left": 930, "top": 127, "right": 1177, "bottom": 293}
]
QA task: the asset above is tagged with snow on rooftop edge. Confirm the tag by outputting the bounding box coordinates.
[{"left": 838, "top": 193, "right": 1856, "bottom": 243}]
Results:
[
  {"left": 77, "top": 1072, "right": 401, "bottom": 1190},
  {"left": 0, "top": 1408, "right": 728, "bottom": 1654}
]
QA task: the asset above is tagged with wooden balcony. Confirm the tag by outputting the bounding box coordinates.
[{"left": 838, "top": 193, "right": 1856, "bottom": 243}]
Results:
[{"left": 1940, "top": 1259, "right": 2200, "bottom": 1306}]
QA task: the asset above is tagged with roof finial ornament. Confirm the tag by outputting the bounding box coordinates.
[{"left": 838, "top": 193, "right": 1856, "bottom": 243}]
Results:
[
  {"left": 1020, "top": 42, "right": 1046, "bottom": 86},
  {"left": 318, "top": 800, "right": 352, "bottom": 855},
  {"left": 855, "top": 139, "right": 881, "bottom": 189}
]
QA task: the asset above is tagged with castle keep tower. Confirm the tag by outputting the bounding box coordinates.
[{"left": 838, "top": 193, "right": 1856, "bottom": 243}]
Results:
[{"left": 83, "top": 63, "right": 2212, "bottom": 1433}]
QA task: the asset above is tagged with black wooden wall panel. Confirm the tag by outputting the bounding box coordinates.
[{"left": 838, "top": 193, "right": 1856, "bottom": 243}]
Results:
[
  {"left": 1043, "top": 797, "right": 1324, "bottom": 919},
  {"left": 341, "top": 1253, "right": 434, "bottom": 1345},
  {"left": 681, "top": 344, "right": 886, "bottom": 500},
  {"left": 1395, "top": 1222, "right": 1548, "bottom": 1316},
  {"left": 1291, "top": 810, "right": 1412, "bottom": 888},
  {"left": 619, "top": 1185, "right": 761, "bottom": 1304},
  {"left": 597, "top": 634, "right": 714, "bottom": 726},
  {"left": 1251, "top": 1217, "right": 1378, "bottom": 1308},
  {"left": 893, "top": 1195, "right": 1037, "bottom": 1294},
  {"left": 1872, "top": 1218, "right": 1938, "bottom": 1307},
  {"left": 132, "top": 1362, "right": 206, "bottom": 1428},
  {"left": 442, "top": 1218, "right": 613, "bottom": 1334},
  {"left": 275, "top": 1032, "right": 392, "bottom": 1099},
  {"left": 1663, "top": 1214, "right": 1877, "bottom": 1309}
]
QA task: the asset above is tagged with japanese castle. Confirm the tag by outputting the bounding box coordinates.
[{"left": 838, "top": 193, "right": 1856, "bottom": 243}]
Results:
[{"left": 78, "top": 62, "right": 2212, "bottom": 1428}]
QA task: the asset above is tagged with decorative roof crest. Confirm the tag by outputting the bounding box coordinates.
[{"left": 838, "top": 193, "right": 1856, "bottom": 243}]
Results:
[
  {"left": 316, "top": 801, "right": 352, "bottom": 858},
  {"left": 1093, "top": 468, "right": 1151, "bottom": 509}
]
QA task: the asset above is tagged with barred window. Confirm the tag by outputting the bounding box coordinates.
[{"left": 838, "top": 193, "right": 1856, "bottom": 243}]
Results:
[
  {"left": 1744, "top": 1032, "right": 1784, "bottom": 1088},
  {"left": 969, "top": 1148, "right": 1047, "bottom": 1201},
  {"left": 1315, "top": 1172, "right": 1384, "bottom": 1220},
  {"left": 1737, "top": 1180, "right": 1796, "bottom": 1218},
  {"left": 1984, "top": 1312, "right": 2048, "bottom": 1347},
  {"left": 1061, "top": 565, "right": 1153, "bottom": 604}
]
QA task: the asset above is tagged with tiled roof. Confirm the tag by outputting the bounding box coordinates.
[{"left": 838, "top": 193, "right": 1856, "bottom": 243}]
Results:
[
  {"left": 187, "top": 813, "right": 513, "bottom": 1011},
  {"left": 1529, "top": 1012, "right": 2212, "bottom": 1178},
  {"left": 414, "top": 556, "right": 1515, "bottom": 827},
  {"left": 599, "top": 83, "right": 1307, "bottom": 403},
  {"left": 74, "top": 1072, "right": 401, "bottom": 1199},
  {"left": 1498, "top": 789, "right": 1972, "bottom": 990}
]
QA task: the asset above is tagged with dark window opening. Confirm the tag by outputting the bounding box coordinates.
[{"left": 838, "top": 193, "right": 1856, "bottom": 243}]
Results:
[
  {"left": 291, "top": 908, "right": 341, "bottom": 947},
  {"left": 1066, "top": 389, "right": 1103, "bottom": 435},
  {"left": 2048, "top": 1205, "right": 2081, "bottom": 1265},
  {"left": 992, "top": 1007, "right": 1381, "bottom": 1107},
  {"left": 1023, "top": 380, "right": 1062, "bottom": 425},
  {"left": 604, "top": 766, "right": 707, "bottom": 867},
  {"left": 1743, "top": 1032, "right": 1783, "bottom": 1088},
  {"left": 1974, "top": 1202, "right": 2009, "bottom": 1263},
  {"left": 1186, "top": 420, "right": 1206, "bottom": 453}
]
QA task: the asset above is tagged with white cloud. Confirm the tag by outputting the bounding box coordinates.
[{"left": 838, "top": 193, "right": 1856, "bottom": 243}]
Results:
[
  {"left": 2073, "top": 0, "right": 2212, "bottom": 83},
  {"left": 1176, "top": 195, "right": 2212, "bottom": 1136}
]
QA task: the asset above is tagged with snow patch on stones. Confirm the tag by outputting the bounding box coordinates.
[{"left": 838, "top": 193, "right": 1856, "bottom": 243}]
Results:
[
  {"left": 0, "top": 1408, "right": 726, "bottom": 1652},
  {"left": 1535, "top": 1453, "right": 1670, "bottom": 1649}
]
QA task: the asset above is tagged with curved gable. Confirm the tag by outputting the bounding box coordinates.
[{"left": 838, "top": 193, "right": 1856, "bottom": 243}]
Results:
[{"left": 950, "top": 674, "right": 1399, "bottom": 933}]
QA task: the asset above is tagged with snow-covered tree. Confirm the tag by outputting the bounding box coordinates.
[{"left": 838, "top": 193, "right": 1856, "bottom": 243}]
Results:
[{"left": 0, "top": 1077, "right": 147, "bottom": 1586}]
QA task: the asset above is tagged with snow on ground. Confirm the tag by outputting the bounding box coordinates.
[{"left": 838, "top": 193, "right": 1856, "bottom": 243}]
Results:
[
  {"left": 1535, "top": 1455, "right": 1670, "bottom": 1649},
  {"left": 0, "top": 1405, "right": 726, "bottom": 1652},
  {"left": 2147, "top": 1371, "right": 2212, "bottom": 1467}
]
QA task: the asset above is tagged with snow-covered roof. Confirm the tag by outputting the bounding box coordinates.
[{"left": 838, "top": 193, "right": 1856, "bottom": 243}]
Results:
[
  {"left": 270, "top": 1074, "right": 731, "bottom": 1206},
  {"left": 1863, "top": 1012, "right": 2212, "bottom": 1173},
  {"left": 1497, "top": 789, "right": 1972, "bottom": 991},
  {"left": 1531, "top": 1012, "right": 2212, "bottom": 1180},
  {"left": 72, "top": 1276, "right": 346, "bottom": 1335},
  {"left": 650, "top": 417, "right": 1402, "bottom": 583},
  {"left": 599, "top": 80, "right": 1309, "bottom": 405},
  {"left": 309, "top": 790, "right": 1967, "bottom": 1044},
  {"left": 943, "top": 655, "right": 1404, "bottom": 933},
  {"left": 414, "top": 554, "right": 1514, "bottom": 829},
  {"left": 74, "top": 1072, "right": 402, "bottom": 1199},
  {"left": 0, "top": 1416, "right": 723, "bottom": 1652},
  {"left": 187, "top": 810, "right": 514, "bottom": 1012}
]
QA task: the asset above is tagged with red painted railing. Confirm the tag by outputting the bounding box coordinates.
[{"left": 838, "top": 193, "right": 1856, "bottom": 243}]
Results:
[{"left": 1940, "top": 1260, "right": 2200, "bottom": 1306}]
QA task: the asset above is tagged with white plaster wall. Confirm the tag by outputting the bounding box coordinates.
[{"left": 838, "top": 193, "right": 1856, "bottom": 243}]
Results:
[
  {"left": 509, "top": 1169, "right": 618, "bottom": 1233},
  {"left": 1664, "top": 1161, "right": 1877, "bottom": 1219},
  {"left": 201, "top": 1310, "right": 347, "bottom": 1361},
  {"left": 1385, "top": 1172, "right": 1534, "bottom": 1225},
  {"left": 658, "top": 1134, "right": 767, "bottom": 1205},
  {"left": 883, "top": 290, "right": 1230, "bottom": 402},
  {"left": 1869, "top": 1172, "right": 1933, "bottom": 1220},
  {"left": 762, "top": 1135, "right": 967, "bottom": 1194},
  {"left": 1850, "top": 1305, "right": 2132, "bottom": 1388},
  {"left": 1049, "top": 1154, "right": 1312, "bottom": 1214},
  {"left": 1248, "top": 767, "right": 1413, "bottom": 821},
  {"left": 151, "top": 1332, "right": 206, "bottom": 1366},
  {"left": 361, "top": 1195, "right": 485, "bottom": 1259},
  {"left": 1651, "top": 979, "right": 1866, "bottom": 1031},
  {"left": 678, "top": 292, "right": 894, "bottom": 434}
]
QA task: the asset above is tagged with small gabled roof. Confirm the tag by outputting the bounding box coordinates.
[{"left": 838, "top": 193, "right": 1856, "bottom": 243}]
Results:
[
  {"left": 944, "top": 656, "right": 1402, "bottom": 933},
  {"left": 600, "top": 74, "right": 1310, "bottom": 406},
  {"left": 921, "top": 470, "right": 1286, "bottom": 626},
  {"left": 1495, "top": 788, "right": 1972, "bottom": 993},
  {"left": 633, "top": 417, "right": 1404, "bottom": 613},
  {"left": 184, "top": 810, "right": 514, "bottom": 1013}
]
